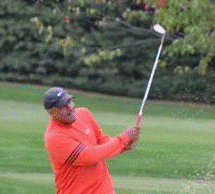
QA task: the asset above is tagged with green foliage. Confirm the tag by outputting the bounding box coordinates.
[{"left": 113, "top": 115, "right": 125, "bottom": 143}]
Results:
[
  {"left": 165, "top": 39, "right": 195, "bottom": 57},
  {"left": 148, "top": 0, "right": 215, "bottom": 75},
  {"left": 30, "top": 0, "right": 214, "bottom": 77},
  {"left": 154, "top": 0, "right": 214, "bottom": 31},
  {"left": 0, "top": 0, "right": 26, "bottom": 14},
  {"left": 166, "top": 25, "right": 213, "bottom": 59},
  {"left": 83, "top": 49, "right": 122, "bottom": 66},
  {"left": 0, "top": 0, "right": 215, "bottom": 103},
  {"left": 122, "top": 9, "right": 151, "bottom": 24}
]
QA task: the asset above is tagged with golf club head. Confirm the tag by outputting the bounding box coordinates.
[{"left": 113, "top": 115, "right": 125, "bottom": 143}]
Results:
[{"left": 153, "top": 24, "right": 165, "bottom": 34}]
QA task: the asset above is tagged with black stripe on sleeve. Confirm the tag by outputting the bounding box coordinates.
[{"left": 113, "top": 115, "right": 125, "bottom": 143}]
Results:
[{"left": 65, "top": 143, "right": 85, "bottom": 165}]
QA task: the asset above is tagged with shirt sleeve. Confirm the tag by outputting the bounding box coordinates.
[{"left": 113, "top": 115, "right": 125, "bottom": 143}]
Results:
[
  {"left": 45, "top": 131, "right": 131, "bottom": 167},
  {"left": 73, "top": 132, "right": 131, "bottom": 166},
  {"left": 44, "top": 132, "right": 86, "bottom": 166}
]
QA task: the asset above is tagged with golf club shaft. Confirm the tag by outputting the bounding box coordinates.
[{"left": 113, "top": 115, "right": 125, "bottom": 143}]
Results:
[{"left": 136, "top": 33, "right": 165, "bottom": 127}]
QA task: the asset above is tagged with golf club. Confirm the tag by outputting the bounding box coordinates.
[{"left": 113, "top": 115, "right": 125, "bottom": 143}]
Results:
[{"left": 135, "top": 24, "right": 166, "bottom": 127}]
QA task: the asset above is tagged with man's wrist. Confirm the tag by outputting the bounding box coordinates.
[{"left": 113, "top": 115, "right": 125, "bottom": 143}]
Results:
[{"left": 117, "top": 133, "right": 131, "bottom": 147}]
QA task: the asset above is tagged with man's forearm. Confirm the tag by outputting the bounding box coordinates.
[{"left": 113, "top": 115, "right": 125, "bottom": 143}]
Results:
[{"left": 73, "top": 133, "right": 130, "bottom": 166}]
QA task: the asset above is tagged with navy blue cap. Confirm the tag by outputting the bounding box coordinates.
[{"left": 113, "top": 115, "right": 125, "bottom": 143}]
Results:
[{"left": 43, "top": 87, "right": 74, "bottom": 110}]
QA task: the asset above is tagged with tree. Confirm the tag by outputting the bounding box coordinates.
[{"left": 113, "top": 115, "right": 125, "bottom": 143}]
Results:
[
  {"left": 28, "top": 0, "right": 214, "bottom": 76},
  {"left": 145, "top": 0, "right": 215, "bottom": 75},
  {"left": 0, "top": 0, "right": 215, "bottom": 102},
  {"left": 28, "top": 0, "right": 161, "bottom": 64}
]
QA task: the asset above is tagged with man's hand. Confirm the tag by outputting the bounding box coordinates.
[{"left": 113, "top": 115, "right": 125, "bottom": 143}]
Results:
[
  {"left": 126, "top": 126, "right": 140, "bottom": 142},
  {"left": 125, "top": 126, "right": 140, "bottom": 150}
]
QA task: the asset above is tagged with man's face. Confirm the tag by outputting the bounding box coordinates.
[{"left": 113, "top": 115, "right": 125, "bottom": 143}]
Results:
[{"left": 48, "top": 101, "right": 76, "bottom": 124}]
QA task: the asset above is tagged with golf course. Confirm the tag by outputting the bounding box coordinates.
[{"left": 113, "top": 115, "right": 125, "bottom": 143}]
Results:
[{"left": 1, "top": 82, "right": 215, "bottom": 193}]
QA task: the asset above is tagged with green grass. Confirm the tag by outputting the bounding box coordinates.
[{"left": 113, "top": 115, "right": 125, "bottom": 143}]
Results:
[
  {"left": 1, "top": 81, "right": 215, "bottom": 193},
  {"left": 0, "top": 173, "right": 178, "bottom": 194},
  {"left": 2, "top": 81, "right": 215, "bottom": 118},
  {"left": 0, "top": 173, "right": 214, "bottom": 194},
  {"left": 0, "top": 174, "right": 55, "bottom": 194}
]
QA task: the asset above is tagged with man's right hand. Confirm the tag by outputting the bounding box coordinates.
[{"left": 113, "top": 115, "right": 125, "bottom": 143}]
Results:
[
  {"left": 126, "top": 126, "right": 140, "bottom": 142},
  {"left": 124, "top": 126, "right": 140, "bottom": 150}
]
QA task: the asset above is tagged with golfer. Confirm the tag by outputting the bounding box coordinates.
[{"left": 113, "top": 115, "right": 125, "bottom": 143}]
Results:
[{"left": 43, "top": 87, "right": 140, "bottom": 194}]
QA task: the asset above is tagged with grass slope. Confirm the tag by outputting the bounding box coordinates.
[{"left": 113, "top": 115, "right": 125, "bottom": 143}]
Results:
[
  {"left": 0, "top": 173, "right": 214, "bottom": 194},
  {"left": 1, "top": 81, "right": 215, "bottom": 193}
]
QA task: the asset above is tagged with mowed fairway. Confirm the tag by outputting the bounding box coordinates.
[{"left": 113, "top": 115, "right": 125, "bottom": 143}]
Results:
[{"left": 1, "top": 82, "right": 215, "bottom": 193}]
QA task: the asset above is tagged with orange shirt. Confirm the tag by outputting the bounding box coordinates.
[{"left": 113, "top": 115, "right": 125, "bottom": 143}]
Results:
[{"left": 44, "top": 107, "right": 131, "bottom": 194}]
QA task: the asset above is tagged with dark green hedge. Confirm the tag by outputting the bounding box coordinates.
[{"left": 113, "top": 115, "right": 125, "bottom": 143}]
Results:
[{"left": 1, "top": 70, "right": 215, "bottom": 104}]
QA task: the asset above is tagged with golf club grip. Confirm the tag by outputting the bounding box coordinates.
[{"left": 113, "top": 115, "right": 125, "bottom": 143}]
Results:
[{"left": 135, "top": 115, "right": 142, "bottom": 128}]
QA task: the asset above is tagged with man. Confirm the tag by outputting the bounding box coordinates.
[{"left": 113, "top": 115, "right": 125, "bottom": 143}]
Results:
[{"left": 43, "top": 87, "right": 140, "bottom": 194}]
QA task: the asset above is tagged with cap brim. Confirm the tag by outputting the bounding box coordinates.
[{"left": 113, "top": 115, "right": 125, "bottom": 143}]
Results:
[{"left": 55, "top": 94, "right": 74, "bottom": 107}]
